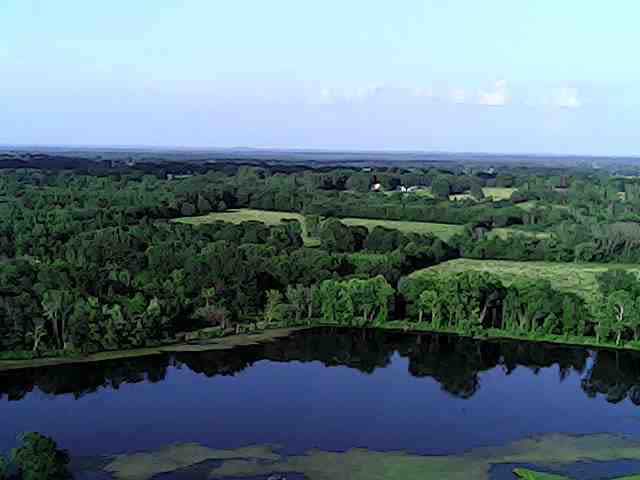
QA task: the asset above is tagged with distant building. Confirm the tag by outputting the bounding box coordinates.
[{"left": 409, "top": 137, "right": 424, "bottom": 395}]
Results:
[{"left": 167, "top": 173, "right": 194, "bottom": 180}]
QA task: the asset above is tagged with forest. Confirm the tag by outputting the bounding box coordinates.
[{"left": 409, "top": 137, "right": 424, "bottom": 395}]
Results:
[{"left": 3, "top": 158, "right": 640, "bottom": 361}]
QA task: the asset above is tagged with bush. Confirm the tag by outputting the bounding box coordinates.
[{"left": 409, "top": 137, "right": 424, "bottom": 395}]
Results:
[
  {"left": 0, "top": 456, "right": 7, "bottom": 480},
  {"left": 12, "top": 432, "right": 71, "bottom": 480}
]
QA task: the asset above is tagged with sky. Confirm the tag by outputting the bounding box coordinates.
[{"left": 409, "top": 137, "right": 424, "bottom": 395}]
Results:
[{"left": 1, "top": 1, "right": 640, "bottom": 155}]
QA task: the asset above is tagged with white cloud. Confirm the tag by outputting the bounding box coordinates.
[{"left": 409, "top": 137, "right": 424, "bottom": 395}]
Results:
[
  {"left": 551, "top": 86, "right": 581, "bottom": 108},
  {"left": 478, "top": 79, "right": 509, "bottom": 106}
]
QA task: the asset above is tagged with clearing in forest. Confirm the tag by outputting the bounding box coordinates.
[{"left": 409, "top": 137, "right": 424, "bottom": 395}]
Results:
[
  {"left": 175, "top": 209, "right": 466, "bottom": 242},
  {"left": 175, "top": 209, "right": 541, "bottom": 243},
  {"left": 412, "top": 258, "right": 640, "bottom": 303},
  {"left": 450, "top": 187, "right": 517, "bottom": 201},
  {"left": 173, "top": 209, "right": 319, "bottom": 246},
  {"left": 340, "top": 217, "right": 464, "bottom": 240}
]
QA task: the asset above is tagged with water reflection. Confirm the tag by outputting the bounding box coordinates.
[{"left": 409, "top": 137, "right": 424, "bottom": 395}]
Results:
[{"left": 1, "top": 328, "right": 640, "bottom": 405}]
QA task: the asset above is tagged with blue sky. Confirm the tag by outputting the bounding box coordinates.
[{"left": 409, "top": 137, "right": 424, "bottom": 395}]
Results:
[{"left": 1, "top": 1, "right": 639, "bottom": 154}]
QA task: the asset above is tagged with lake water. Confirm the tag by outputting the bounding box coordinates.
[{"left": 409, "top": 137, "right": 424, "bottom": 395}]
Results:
[{"left": 2, "top": 329, "right": 640, "bottom": 478}]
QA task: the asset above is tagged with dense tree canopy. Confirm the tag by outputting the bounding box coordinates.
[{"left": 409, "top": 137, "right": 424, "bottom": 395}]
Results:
[{"left": 2, "top": 160, "right": 640, "bottom": 359}]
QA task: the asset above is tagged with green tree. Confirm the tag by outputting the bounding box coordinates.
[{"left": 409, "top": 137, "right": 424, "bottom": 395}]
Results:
[
  {"left": 318, "top": 280, "right": 354, "bottom": 324},
  {"left": 605, "top": 290, "right": 635, "bottom": 345},
  {"left": 346, "top": 276, "right": 394, "bottom": 326},
  {"left": 180, "top": 202, "right": 196, "bottom": 216},
  {"left": 304, "top": 215, "right": 322, "bottom": 238},
  {"left": 431, "top": 176, "right": 451, "bottom": 200},
  {"left": 41, "top": 290, "right": 74, "bottom": 350},
  {"left": 470, "top": 182, "right": 485, "bottom": 200},
  {"left": 264, "top": 289, "right": 285, "bottom": 324},
  {"left": 596, "top": 269, "right": 639, "bottom": 297},
  {"left": 197, "top": 195, "right": 212, "bottom": 214},
  {"left": 0, "top": 455, "right": 7, "bottom": 480},
  {"left": 12, "top": 432, "right": 71, "bottom": 480},
  {"left": 319, "top": 218, "right": 356, "bottom": 252},
  {"left": 285, "top": 284, "right": 306, "bottom": 324},
  {"left": 418, "top": 290, "right": 438, "bottom": 325},
  {"left": 27, "top": 319, "right": 47, "bottom": 354}
]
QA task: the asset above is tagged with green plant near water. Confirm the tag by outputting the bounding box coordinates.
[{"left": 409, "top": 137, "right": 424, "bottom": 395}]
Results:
[
  {"left": 0, "top": 433, "right": 71, "bottom": 480},
  {"left": 514, "top": 468, "right": 640, "bottom": 479},
  {"left": 0, "top": 456, "right": 7, "bottom": 480}
]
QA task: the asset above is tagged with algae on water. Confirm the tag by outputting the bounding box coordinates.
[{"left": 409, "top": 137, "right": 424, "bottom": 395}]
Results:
[
  {"left": 97, "top": 433, "right": 640, "bottom": 480},
  {"left": 103, "top": 443, "right": 280, "bottom": 480}
]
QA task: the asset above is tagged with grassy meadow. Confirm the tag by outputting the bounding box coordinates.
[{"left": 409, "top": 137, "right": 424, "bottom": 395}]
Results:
[
  {"left": 173, "top": 209, "right": 320, "bottom": 246},
  {"left": 483, "top": 187, "right": 517, "bottom": 200},
  {"left": 450, "top": 187, "right": 517, "bottom": 202},
  {"left": 174, "top": 208, "right": 545, "bottom": 243},
  {"left": 175, "top": 208, "right": 468, "bottom": 242},
  {"left": 340, "top": 217, "right": 464, "bottom": 240},
  {"left": 412, "top": 258, "right": 640, "bottom": 303}
]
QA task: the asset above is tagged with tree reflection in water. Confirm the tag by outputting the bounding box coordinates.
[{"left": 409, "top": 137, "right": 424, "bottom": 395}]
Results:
[{"left": 1, "top": 328, "right": 640, "bottom": 405}]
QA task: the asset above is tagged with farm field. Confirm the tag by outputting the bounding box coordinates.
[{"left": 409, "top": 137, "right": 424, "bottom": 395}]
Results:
[{"left": 411, "top": 258, "right": 640, "bottom": 303}]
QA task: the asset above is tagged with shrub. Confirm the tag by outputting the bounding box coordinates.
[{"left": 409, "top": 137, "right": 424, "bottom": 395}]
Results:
[{"left": 12, "top": 432, "right": 71, "bottom": 480}]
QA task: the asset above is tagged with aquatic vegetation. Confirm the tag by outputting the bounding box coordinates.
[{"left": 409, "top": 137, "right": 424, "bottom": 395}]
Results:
[
  {"left": 513, "top": 469, "right": 569, "bottom": 479},
  {"left": 513, "top": 469, "right": 640, "bottom": 479},
  {"left": 97, "top": 433, "right": 640, "bottom": 480},
  {"left": 103, "top": 444, "right": 280, "bottom": 480}
]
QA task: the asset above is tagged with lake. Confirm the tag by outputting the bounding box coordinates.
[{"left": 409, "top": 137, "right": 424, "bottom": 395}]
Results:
[{"left": 2, "top": 328, "right": 640, "bottom": 479}]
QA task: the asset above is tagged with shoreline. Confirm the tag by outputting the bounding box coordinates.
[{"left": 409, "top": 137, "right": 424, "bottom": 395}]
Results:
[
  {"left": 376, "top": 321, "right": 640, "bottom": 354},
  {"left": 0, "top": 327, "right": 306, "bottom": 373},
  {"left": 3, "top": 323, "right": 639, "bottom": 373}
]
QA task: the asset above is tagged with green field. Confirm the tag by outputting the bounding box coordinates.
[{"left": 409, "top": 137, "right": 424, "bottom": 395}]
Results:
[
  {"left": 450, "top": 187, "right": 516, "bottom": 202},
  {"left": 411, "top": 258, "right": 640, "bottom": 303},
  {"left": 173, "top": 209, "right": 320, "bottom": 246},
  {"left": 342, "top": 218, "right": 543, "bottom": 241},
  {"left": 175, "top": 208, "right": 542, "bottom": 243},
  {"left": 174, "top": 209, "right": 467, "bottom": 241},
  {"left": 173, "top": 208, "right": 305, "bottom": 226},
  {"left": 483, "top": 187, "right": 517, "bottom": 200},
  {"left": 341, "top": 217, "right": 464, "bottom": 240}
]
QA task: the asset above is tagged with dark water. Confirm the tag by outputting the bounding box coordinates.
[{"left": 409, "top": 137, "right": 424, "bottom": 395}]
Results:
[{"left": 2, "top": 329, "right": 640, "bottom": 471}]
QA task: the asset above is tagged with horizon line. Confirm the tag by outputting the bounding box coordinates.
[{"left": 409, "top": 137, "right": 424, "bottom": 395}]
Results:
[{"left": 0, "top": 143, "right": 638, "bottom": 160}]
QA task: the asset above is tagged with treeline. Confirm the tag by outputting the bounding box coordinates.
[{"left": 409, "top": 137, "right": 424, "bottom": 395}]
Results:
[
  {"left": 400, "top": 269, "right": 640, "bottom": 347},
  {"left": 5, "top": 167, "right": 640, "bottom": 263},
  {"left": 453, "top": 220, "right": 640, "bottom": 263}
]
